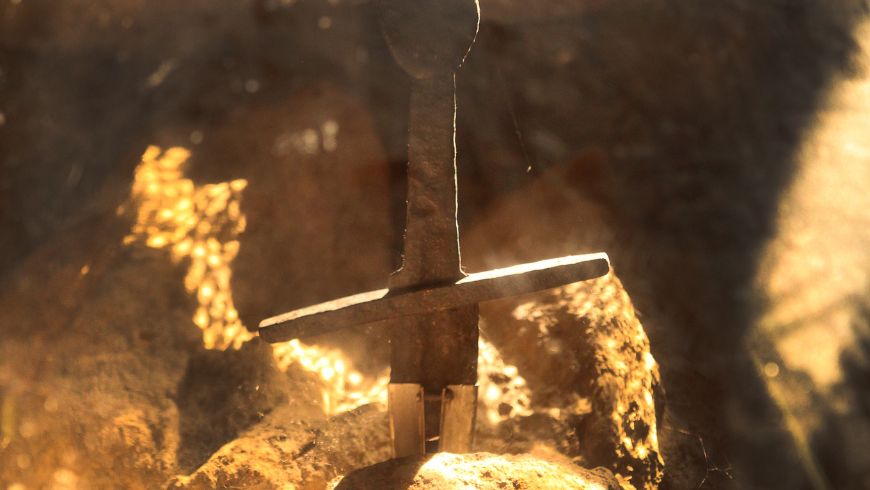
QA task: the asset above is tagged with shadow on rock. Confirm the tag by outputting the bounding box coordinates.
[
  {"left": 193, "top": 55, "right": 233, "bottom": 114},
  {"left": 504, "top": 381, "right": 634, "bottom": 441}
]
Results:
[{"left": 174, "top": 339, "right": 290, "bottom": 473}]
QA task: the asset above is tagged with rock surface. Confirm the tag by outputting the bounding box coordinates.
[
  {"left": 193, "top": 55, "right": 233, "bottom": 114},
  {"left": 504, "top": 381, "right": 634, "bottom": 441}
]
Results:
[
  {"left": 461, "top": 165, "right": 663, "bottom": 489},
  {"left": 332, "top": 452, "right": 620, "bottom": 490},
  {"left": 479, "top": 273, "right": 664, "bottom": 489},
  {"left": 170, "top": 405, "right": 391, "bottom": 489}
]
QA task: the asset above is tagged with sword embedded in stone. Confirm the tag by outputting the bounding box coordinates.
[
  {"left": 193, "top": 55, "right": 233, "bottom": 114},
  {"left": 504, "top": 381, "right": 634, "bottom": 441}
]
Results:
[{"left": 258, "top": 0, "right": 610, "bottom": 458}]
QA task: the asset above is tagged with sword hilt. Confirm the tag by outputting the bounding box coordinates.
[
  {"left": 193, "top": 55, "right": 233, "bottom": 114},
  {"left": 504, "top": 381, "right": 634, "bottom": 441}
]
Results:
[
  {"left": 380, "top": 0, "right": 482, "bottom": 455},
  {"left": 257, "top": 0, "right": 615, "bottom": 459},
  {"left": 379, "top": 0, "right": 481, "bottom": 289}
]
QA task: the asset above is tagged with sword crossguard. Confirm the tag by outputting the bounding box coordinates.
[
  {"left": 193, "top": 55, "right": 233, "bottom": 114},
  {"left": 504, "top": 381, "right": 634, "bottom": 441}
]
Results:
[{"left": 259, "top": 254, "right": 610, "bottom": 343}]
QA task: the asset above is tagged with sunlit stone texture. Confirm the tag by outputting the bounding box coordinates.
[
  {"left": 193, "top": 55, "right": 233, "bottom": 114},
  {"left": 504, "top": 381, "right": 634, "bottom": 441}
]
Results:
[{"left": 332, "top": 452, "right": 621, "bottom": 489}]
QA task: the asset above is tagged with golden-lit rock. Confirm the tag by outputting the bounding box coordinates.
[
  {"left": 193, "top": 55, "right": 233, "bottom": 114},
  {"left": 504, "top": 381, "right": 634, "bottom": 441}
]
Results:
[
  {"left": 170, "top": 405, "right": 390, "bottom": 490},
  {"left": 465, "top": 165, "right": 664, "bottom": 489},
  {"left": 478, "top": 273, "right": 664, "bottom": 489},
  {"left": 332, "top": 452, "right": 620, "bottom": 490}
]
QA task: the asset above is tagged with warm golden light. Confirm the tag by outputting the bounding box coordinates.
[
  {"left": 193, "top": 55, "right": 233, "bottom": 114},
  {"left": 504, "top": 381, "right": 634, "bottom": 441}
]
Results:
[
  {"left": 272, "top": 340, "right": 389, "bottom": 415},
  {"left": 123, "top": 146, "right": 387, "bottom": 415},
  {"left": 478, "top": 337, "right": 533, "bottom": 425},
  {"left": 414, "top": 453, "right": 612, "bottom": 490},
  {"left": 123, "top": 145, "right": 550, "bottom": 421},
  {"left": 124, "top": 145, "right": 250, "bottom": 350},
  {"left": 512, "top": 276, "right": 664, "bottom": 484}
]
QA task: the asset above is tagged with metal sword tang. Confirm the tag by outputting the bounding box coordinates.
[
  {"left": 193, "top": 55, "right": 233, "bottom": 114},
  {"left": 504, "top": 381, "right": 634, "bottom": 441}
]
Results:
[{"left": 389, "top": 75, "right": 466, "bottom": 290}]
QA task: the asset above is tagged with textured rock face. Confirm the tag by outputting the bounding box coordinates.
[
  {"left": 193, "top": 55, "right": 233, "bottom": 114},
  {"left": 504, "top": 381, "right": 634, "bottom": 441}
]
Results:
[
  {"left": 332, "top": 452, "right": 621, "bottom": 490},
  {"left": 170, "top": 405, "right": 391, "bottom": 489},
  {"left": 462, "top": 166, "right": 663, "bottom": 489},
  {"left": 480, "top": 274, "right": 664, "bottom": 489}
]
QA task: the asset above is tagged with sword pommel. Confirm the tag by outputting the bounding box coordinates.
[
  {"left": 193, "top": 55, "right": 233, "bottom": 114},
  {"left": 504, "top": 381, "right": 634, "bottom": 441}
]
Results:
[{"left": 379, "top": 0, "right": 480, "bottom": 80}]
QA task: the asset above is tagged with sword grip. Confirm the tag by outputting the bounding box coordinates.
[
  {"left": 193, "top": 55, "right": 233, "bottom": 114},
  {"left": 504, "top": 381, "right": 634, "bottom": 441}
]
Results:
[{"left": 390, "top": 75, "right": 466, "bottom": 289}]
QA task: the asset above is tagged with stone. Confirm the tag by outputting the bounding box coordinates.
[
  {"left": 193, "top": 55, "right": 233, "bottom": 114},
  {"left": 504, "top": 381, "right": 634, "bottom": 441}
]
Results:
[
  {"left": 169, "top": 405, "right": 391, "bottom": 489},
  {"left": 463, "top": 165, "right": 664, "bottom": 489},
  {"left": 331, "top": 452, "right": 620, "bottom": 490}
]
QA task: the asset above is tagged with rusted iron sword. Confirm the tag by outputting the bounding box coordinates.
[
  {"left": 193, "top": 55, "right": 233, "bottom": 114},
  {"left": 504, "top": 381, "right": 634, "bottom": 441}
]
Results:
[{"left": 259, "top": 0, "right": 610, "bottom": 457}]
